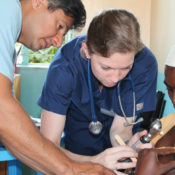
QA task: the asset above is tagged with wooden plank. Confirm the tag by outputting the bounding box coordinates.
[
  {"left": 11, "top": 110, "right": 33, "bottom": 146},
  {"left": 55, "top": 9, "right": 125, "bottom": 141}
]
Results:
[
  {"left": 151, "top": 113, "right": 175, "bottom": 144},
  {"left": 114, "top": 134, "right": 137, "bottom": 162}
]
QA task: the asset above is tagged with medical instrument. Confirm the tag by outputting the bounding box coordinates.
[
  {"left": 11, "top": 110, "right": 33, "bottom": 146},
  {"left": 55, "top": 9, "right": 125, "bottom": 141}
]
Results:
[
  {"left": 117, "top": 75, "right": 144, "bottom": 127},
  {"left": 132, "top": 119, "right": 162, "bottom": 152},
  {"left": 141, "top": 119, "right": 162, "bottom": 143},
  {"left": 88, "top": 61, "right": 103, "bottom": 135}
]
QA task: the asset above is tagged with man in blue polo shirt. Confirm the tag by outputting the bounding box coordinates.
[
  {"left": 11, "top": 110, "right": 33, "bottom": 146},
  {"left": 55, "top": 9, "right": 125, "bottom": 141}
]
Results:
[{"left": 38, "top": 9, "right": 156, "bottom": 173}]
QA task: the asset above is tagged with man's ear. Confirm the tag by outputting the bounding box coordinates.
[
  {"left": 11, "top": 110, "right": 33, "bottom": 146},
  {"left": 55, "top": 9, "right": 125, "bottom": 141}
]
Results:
[
  {"left": 82, "top": 42, "right": 91, "bottom": 59},
  {"left": 32, "top": 0, "right": 44, "bottom": 9}
]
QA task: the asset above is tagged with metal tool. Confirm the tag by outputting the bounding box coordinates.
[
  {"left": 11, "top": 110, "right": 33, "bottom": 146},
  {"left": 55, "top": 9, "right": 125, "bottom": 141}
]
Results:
[{"left": 131, "top": 119, "right": 162, "bottom": 152}]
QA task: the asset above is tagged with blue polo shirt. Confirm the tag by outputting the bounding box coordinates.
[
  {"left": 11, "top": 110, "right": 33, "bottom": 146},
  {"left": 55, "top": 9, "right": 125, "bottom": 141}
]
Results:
[{"left": 38, "top": 34, "right": 157, "bottom": 156}]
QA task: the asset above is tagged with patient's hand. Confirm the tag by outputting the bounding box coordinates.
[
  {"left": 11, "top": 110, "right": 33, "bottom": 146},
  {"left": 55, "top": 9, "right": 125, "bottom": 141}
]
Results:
[{"left": 135, "top": 148, "right": 175, "bottom": 175}]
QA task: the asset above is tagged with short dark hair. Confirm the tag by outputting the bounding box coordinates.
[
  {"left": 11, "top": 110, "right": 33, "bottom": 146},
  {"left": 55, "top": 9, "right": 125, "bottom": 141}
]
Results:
[
  {"left": 86, "top": 9, "right": 144, "bottom": 57},
  {"left": 47, "top": 0, "right": 86, "bottom": 30}
]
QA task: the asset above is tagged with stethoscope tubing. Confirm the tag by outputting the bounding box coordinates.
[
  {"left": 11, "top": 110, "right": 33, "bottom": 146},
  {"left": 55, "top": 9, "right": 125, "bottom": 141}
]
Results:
[
  {"left": 117, "top": 76, "right": 136, "bottom": 124},
  {"left": 87, "top": 60, "right": 97, "bottom": 122}
]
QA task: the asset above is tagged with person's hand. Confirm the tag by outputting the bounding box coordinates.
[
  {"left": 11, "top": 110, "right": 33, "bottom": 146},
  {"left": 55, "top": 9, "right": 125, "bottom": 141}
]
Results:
[
  {"left": 72, "top": 161, "right": 116, "bottom": 175},
  {"left": 135, "top": 148, "right": 175, "bottom": 175},
  {"left": 128, "top": 130, "right": 153, "bottom": 150},
  {"left": 135, "top": 149, "right": 158, "bottom": 175},
  {"left": 90, "top": 146, "right": 137, "bottom": 171}
]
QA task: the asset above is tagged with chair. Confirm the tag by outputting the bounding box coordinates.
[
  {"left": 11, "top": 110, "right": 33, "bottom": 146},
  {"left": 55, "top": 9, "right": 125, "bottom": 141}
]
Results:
[{"left": 0, "top": 146, "right": 22, "bottom": 175}]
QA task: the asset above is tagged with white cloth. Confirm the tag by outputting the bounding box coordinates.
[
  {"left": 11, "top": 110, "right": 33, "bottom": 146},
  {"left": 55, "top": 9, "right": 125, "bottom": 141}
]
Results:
[{"left": 165, "top": 45, "right": 175, "bottom": 67}]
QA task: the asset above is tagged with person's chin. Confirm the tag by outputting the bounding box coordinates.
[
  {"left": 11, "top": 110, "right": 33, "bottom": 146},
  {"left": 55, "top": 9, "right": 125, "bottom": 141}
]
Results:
[
  {"left": 105, "top": 82, "right": 117, "bottom": 87},
  {"left": 33, "top": 40, "right": 47, "bottom": 51},
  {"left": 30, "top": 43, "right": 41, "bottom": 51}
]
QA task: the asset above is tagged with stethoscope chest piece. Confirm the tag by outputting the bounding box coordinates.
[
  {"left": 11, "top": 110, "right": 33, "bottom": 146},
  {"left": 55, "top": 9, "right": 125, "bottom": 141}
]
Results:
[
  {"left": 89, "top": 121, "right": 103, "bottom": 135},
  {"left": 88, "top": 60, "right": 103, "bottom": 135}
]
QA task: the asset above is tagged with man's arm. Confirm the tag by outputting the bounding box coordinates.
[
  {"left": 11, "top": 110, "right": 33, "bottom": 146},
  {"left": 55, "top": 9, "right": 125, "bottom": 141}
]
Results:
[
  {"left": 0, "top": 73, "right": 74, "bottom": 174},
  {"left": 0, "top": 73, "right": 115, "bottom": 175}
]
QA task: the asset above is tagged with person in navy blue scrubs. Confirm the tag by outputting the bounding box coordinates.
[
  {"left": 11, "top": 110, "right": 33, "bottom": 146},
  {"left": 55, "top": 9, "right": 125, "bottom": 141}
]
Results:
[{"left": 38, "top": 9, "right": 157, "bottom": 173}]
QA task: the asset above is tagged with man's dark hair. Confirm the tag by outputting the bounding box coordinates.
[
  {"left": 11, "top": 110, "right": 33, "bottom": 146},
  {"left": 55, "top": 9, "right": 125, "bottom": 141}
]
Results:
[{"left": 47, "top": 0, "right": 86, "bottom": 30}]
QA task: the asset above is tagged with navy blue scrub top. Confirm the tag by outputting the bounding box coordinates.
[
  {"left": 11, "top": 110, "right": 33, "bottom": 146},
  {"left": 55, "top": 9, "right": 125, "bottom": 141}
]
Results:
[{"left": 38, "top": 34, "right": 158, "bottom": 156}]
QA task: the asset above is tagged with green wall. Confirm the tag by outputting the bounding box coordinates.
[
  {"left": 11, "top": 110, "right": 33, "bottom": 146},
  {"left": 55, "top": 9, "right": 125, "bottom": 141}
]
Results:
[{"left": 17, "top": 64, "right": 49, "bottom": 118}]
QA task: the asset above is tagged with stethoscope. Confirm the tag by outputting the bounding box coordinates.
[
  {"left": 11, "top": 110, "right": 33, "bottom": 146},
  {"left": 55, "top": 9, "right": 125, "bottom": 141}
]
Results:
[
  {"left": 88, "top": 60, "right": 103, "bottom": 135},
  {"left": 87, "top": 60, "right": 143, "bottom": 135},
  {"left": 117, "top": 75, "right": 144, "bottom": 127}
]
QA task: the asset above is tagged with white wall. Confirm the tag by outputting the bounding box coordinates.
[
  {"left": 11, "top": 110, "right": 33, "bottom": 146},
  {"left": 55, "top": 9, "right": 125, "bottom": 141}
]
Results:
[
  {"left": 76, "top": 0, "right": 151, "bottom": 47},
  {"left": 150, "top": 0, "right": 175, "bottom": 72}
]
